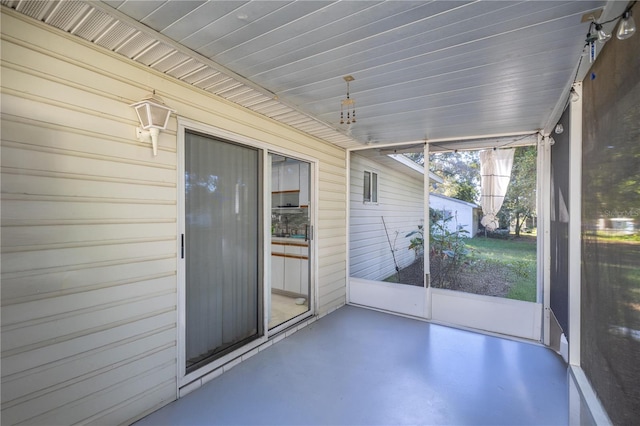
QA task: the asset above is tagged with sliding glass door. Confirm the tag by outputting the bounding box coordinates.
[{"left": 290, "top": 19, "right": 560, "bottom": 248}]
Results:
[
  {"left": 269, "top": 154, "right": 312, "bottom": 329},
  {"left": 183, "top": 130, "right": 262, "bottom": 373}
]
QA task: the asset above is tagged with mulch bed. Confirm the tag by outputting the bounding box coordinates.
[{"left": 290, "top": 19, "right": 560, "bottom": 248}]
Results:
[{"left": 390, "top": 256, "right": 515, "bottom": 298}]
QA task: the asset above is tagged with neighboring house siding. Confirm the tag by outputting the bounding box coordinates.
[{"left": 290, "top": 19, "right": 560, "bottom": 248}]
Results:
[
  {"left": 1, "top": 10, "right": 346, "bottom": 426},
  {"left": 429, "top": 194, "right": 478, "bottom": 238},
  {"left": 350, "top": 153, "right": 423, "bottom": 282}
]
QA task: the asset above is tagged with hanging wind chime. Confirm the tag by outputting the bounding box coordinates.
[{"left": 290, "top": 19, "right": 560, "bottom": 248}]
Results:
[{"left": 340, "top": 75, "right": 356, "bottom": 125}]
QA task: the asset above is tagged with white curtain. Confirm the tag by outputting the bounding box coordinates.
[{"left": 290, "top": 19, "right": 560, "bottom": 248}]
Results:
[
  {"left": 479, "top": 149, "right": 515, "bottom": 231},
  {"left": 185, "top": 132, "right": 259, "bottom": 370}
]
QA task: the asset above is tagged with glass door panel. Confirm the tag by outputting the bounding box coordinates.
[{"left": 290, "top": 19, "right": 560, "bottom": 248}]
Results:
[
  {"left": 428, "top": 149, "right": 537, "bottom": 303},
  {"left": 269, "top": 154, "right": 311, "bottom": 329},
  {"left": 427, "top": 147, "right": 542, "bottom": 341},
  {"left": 348, "top": 149, "right": 427, "bottom": 318},
  {"left": 184, "top": 131, "right": 262, "bottom": 373}
]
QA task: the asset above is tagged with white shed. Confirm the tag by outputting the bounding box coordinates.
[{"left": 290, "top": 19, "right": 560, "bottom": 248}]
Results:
[{"left": 429, "top": 193, "right": 480, "bottom": 238}]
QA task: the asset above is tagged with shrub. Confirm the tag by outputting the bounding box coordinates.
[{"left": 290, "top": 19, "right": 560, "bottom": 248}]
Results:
[
  {"left": 484, "top": 229, "right": 511, "bottom": 239},
  {"left": 407, "top": 208, "right": 470, "bottom": 288}
]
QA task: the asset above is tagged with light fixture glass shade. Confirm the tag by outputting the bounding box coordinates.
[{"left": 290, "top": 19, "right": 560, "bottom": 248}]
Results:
[
  {"left": 595, "top": 24, "right": 611, "bottom": 42},
  {"left": 130, "top": 92, "right": 175, "bottom": 130},
  {"left": 130, "top": 92, "right": 176, "bottom": 156},
  {"left": 570, "top": 88, "right": 580, "bottom": 102},
  {"left": 616, "top": 12, "right": 636, "bottom": 40}
]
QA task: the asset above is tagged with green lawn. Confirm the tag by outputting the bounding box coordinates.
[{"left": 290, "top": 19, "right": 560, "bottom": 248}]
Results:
[{"left": 465, "top": 236, "right": 538, "bottom": 302}]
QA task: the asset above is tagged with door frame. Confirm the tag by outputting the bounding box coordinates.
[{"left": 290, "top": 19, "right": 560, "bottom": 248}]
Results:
[
  {"left": 345, "top": 145, "right": 430, "bottom": 319},
  {"left": 176, "top": 117, "right": 319, "bottom": 389},
  {"left": 266, "top": 152, "right": 317, "bottom": 335},
  {"left": 346, "top": 139, "right": 547, "bottom": 342}
]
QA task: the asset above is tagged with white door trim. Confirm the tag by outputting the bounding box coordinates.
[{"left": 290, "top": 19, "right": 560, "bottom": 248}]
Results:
[{"left": 176, "top": 117, "right": 319, "bottom": 390}]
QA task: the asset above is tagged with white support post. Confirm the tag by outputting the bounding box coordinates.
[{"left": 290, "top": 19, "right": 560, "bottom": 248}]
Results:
[
  {"left": 345, "top": 150, "right": 352, "bottom": 304},
  {"left": 536, "top": 134, "right": 544, "bottom": 305},
  {"left": 568, "top": 82, "right": 583, "bottom": 366},
  {"left": 424, "top": 142, "right": 432, "bottom": 319},
  {"left": 537, "top": 134, "right": 552, "bottom": 346}
]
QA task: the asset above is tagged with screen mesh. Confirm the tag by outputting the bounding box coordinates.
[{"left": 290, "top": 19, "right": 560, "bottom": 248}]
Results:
[{"left": 581, "top": 28, "right": 640, "bottom": 425}]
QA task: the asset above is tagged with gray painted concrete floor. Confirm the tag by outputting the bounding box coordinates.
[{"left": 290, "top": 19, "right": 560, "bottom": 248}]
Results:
[{"left": 138, "top": 306, "right": 568, "bottom": 425}]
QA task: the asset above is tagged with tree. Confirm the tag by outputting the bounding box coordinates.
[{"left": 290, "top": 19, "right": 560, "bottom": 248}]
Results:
[
  {"left": 498, "top": 146, "right": 537, "bottom": 237},
  {"left": 405, "top": 151, "right": 480, "bottom": 204}
]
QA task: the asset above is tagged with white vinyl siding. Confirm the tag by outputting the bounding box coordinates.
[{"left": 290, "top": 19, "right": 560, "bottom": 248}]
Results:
[
  {"left": 1, "top": 9, "right": 346, "bottom": 425},
  {"left": 350, "top": 153, "right": 424, "bottom": 282}
]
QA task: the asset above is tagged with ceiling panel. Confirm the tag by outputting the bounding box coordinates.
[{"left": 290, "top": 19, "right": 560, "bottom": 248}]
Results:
[
  {"left": 179, "top": 1, "right": 292, "bottom": 53},
  {"left": 112, "top": 0, "right": 162, "bottom": 22},
  {"left": 139, "top": 1, "right": 206, "bottom": 30},
  {"left": 241, "top": 2, "right": 469, "bottom": 82},
  {"left": 257, "top": 12, "right": 588, "bottom": 92},
  {"left": 198, "top": 1, "right": 332, "bottom": 58},
  {"left": 219, "top": 1, "right": 382, "bottom": 65},
  {"left": 2, "top": 0, "right": 618, "bottom": 151},
  {"left": 162, "top": 2, "right": 250, "bottom": 42}
]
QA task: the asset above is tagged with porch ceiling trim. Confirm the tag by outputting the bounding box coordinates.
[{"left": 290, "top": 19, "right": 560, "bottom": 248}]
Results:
[{"left": 0, "top": 0, "right": 364, "bottom": 150}]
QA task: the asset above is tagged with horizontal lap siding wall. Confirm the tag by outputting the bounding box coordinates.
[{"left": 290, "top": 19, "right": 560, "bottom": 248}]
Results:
[
  {"left": 1, "top": 10, "right": 346, "bottom": 425},
  {"left": 349, "top": 153, "right": 424, "bottom": 282}
]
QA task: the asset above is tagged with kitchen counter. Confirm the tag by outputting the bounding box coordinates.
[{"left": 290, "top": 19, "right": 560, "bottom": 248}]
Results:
[{"left": 271, "top": 236, "right": 309, "bottom": 245}]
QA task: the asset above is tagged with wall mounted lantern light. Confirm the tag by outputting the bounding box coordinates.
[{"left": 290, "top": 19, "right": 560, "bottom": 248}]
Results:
[{"left": 130, "top": 91, "right": 176, "bottom": 156}]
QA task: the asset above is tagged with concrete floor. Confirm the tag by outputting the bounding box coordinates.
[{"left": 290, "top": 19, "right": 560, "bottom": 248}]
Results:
[{"left": 137, "top": 305, "right": 569, "bottom": 425}]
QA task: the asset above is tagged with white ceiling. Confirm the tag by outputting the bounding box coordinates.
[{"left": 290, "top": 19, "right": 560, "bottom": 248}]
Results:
[{"left": 3, "top": 0, "right": 623, "bottom": 151}]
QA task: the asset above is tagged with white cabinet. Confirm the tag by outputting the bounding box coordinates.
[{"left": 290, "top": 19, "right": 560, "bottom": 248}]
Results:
[
  {"left": 271, "top": 166, "right": 280, "bottom": 193},
  {"left": 272, "top": 162, "right": 300, "bottom": 192},
  {"left": 299, "top": 162, "right": 309, "bottom": 207},
  {"left": 286, "top": 257, "right": 309, "bottom": 295},
  {"left": 271, "top": 244, "right": 284, "bottom": 290},
  {"left": 272, "top": 161, "right": 310, "bottom": 209},
  {"left": 299, "top": 256, "right": 309, "bottom": 295},
  {"left": 284, "top": 257, "right": 301, "bottom": 294},
  {"left": 284, "top": 245, "right": 307, "bottom": 294},
  {"left": 280, "top": 163, "right": 300, "bottom": 192},
  {"left": 270, "top": 242, "right": 309, "bottom": 296}
]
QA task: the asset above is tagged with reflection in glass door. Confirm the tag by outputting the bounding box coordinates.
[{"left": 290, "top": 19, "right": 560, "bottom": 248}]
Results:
[
  {"left": 269, "top": 154, "right": 311, "bottom": 329},
  {"left": 184, "top": 131, "right": 262, "bottom": 373}
]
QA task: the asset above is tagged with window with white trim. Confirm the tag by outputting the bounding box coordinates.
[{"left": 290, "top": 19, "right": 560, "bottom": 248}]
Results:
[{"left": 363, "top": 171, "right": 378, "bottom": 203}]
